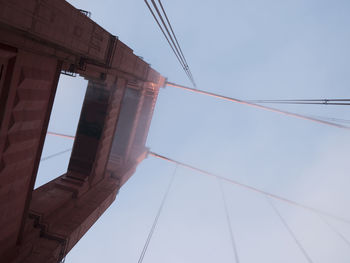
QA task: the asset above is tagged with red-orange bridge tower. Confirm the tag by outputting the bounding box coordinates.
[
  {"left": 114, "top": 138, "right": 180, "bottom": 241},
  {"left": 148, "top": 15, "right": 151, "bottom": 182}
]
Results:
[{"left": 0, "top": 1, "right": 165, "bottom": 262}]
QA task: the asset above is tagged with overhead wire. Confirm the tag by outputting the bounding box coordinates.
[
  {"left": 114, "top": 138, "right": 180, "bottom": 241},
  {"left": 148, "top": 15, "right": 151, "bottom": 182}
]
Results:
[
  {"left": 144, "top": 0, "right": 188, "bottom": 78},
  {"left": 318, "top": 215, "right": 350, "bottom": 248},
  {"left": 144, "top": 0, "right": 196, "bottom": 87},
  {"left": 40, "top": 148, "right": 72, "bottom": 162},
  {"left": 217, "top": 178, "right": 240, "bottom": 263},
  {"left": 249, "top": 99, "right": 350, "bottom": 102},
  {"left": 47, "top": 131, "right": 75, "bottom": 140},
  {"left": 149, "top": 0, "right": 188, "bottom": 77},
  {"left": 148, "top": 151, "right": 350, "bottom": 225},
  {"left": 156, "top": 0, "right": 196, "bottom": 86},
  {"left": 166, "top": 82, "right": 350, "bottom": 130},
  {"left": 266, "top": 197, "right": 314, "bottom": 263},
  {"left": 308, "top": 116, "right": 350, "bottom": 125},
  {"left": 138, "top": 164, "right": 178, "bottom": 263},
  {"left": 246, "top": 99, "right": 350, "bottom": 106}
]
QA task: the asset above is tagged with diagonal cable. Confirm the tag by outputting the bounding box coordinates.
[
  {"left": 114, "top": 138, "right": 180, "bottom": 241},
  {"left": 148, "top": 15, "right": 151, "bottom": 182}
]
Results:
[
  {"left": 318, "top": 215, "right": 350, "bottom": 248},
  {"left": 138, "top": 164, "right": 178, "bottom": 263},
  {"left": 217, "top": 178, "right": 240, "bottom": 263},
  {"left": 149, "top": 151, "right": 350, "bottom": 225},
  {"left": 150, "top": 0, "right": 187, "bottom": 70},
  {"left": 156, "top": 0, "right": 196, "bottom": 86},
  {"left": 166, "top": 82, "right": 350, "bottom": 130},
  {"left": 43, "top": 132, "right": 350, "bottom": 226},
  {"left": 40, "top": 148, "right": 72, "bottom": 162},
  {"left": 246, "top": 100, "right": 350, "bottom": 106},
  {"left": 266, "top": 197, "right": 314, "bottom": 263},
  {"left": 47, "top": 131, "right": 75, "bottom": 139},
  {"left": 308, "top": 116, "right": 350, "bottom": 124},
  {"left": 248, "top": 98, "right": 350, "bottom": 102},
  {"left": 144, "top": 0, "right": 192, "bottom": 83},
  {"left": 145, "top": 0, "right": 196, "bottom": 87}
]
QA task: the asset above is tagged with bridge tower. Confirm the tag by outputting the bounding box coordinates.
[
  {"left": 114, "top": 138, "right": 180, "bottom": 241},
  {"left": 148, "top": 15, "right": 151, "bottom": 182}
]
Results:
[{"left": 0, "top": 1, "right": 165, "bottom": 262}]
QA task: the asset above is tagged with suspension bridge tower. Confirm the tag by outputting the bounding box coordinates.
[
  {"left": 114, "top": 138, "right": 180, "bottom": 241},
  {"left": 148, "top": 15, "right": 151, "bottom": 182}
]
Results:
[{"left": 0, "top": 1, "right": 165, "bottom": 262}]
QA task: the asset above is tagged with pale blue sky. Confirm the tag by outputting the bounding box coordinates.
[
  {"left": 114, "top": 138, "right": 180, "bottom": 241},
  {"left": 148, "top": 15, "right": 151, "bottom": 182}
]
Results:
[{"left": 36, "top": 0, "right": 350, "bottom": 262}]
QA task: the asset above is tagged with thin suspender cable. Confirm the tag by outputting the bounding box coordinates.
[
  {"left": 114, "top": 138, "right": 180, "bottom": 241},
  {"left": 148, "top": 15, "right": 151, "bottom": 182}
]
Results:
[
  {"left": 150, "top": 0, "right": 187, "bottom": 70},
  {"left": 148, "top": 151, "right": 350, "bottom": 225},
  {"left": 217, "top": 178, "right": 240, "bottom": 263},
  {"left": 144, "top": 0, "right": 186, "bottom": 69},
  {"left": 266, "top": 197, "right": 314, "bottom": 263},
  {"left": 138, "top": 165, "right": 178, "bottom": 263},
  {"left": 144, "top": 1, "right": 196, "bottom": 87},
  {"left": 318, "top": 215, "right": 350, "bottom": 248},
  {"left": 40, "top": 148, "right": 72, "bottom": 162},
  {"left": 144, "top": 0, "right": 193, "bottom": 83},
  {"left": 156, "top": 0, "right": 196, "bottom": 86},
  {"left": 166, "top": 82, "right": 350, "bottom": 130},
  {"left": 153, "top": 0, "right": 195, "bottom": 86},
  {"left": 157, "top": 0, "right": 188, "bottom": 68}
]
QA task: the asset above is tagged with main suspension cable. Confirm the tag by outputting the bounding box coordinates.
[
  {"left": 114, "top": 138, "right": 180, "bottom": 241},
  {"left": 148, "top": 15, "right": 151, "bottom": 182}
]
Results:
[
  {"left": 266, "top": 197, "right": 314, "bottom": 263},
  {"left": 250, "top": 99, "right": 350, "bottom": 102},
  {"left": 138, "top": 164, "right": 178, "bottom": 263},
  {"left": 47, "top": 131, "right": 75, "bottom": 140},
  {"left": 217, "top": 178, "right": 240, "bottom": 263},
  {"left": 166, "top": 82, "right": 350, "bottom": 130},
  {"left": 246, "top": 99, "right": 350, "bottom": 106},
  {"left": 44, "top": 131, "right": 350, "bottom": 226},
  {"left": 149, "top": 151, "right": 350, "bottom": 225}
]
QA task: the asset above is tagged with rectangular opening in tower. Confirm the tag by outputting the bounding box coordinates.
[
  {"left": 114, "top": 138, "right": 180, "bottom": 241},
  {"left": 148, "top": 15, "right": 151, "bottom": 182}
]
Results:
[{"left": 35, "top": 74, "right": 87, "bottom": 189}]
